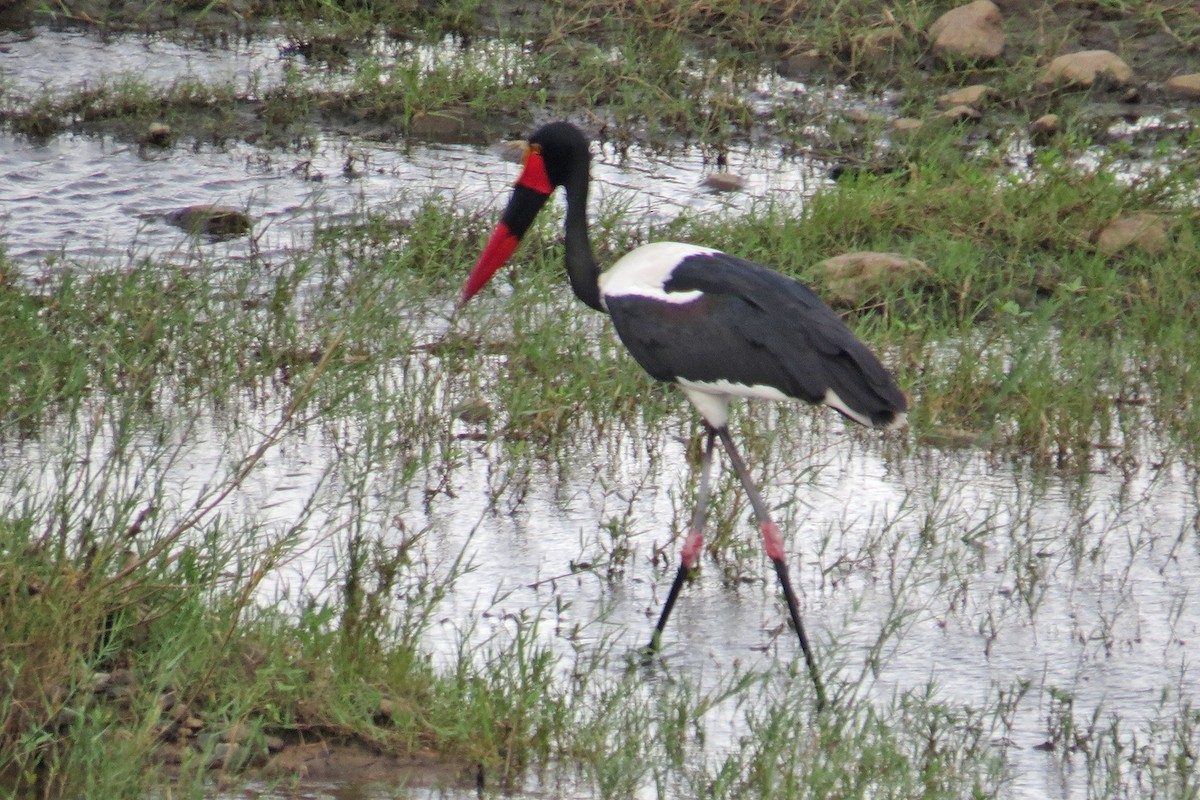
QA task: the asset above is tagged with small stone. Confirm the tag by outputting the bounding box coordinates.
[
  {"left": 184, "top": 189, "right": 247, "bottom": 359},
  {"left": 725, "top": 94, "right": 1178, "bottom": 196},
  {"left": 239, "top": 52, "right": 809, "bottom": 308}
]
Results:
[
  {"left": 890, "top": 117, "right": 923, "bottom": 133},
  {"left": 159, "top": 691, "right": 178, "bottom": 713},
  {"left": 184, "top": 716, "right": 205, "bottom": 732},
  {"left": 818, "top": 252, "right": 932, "bottom": 307},
  {"left": 409, "top": 108, "right": 475, "bottom": 140},
  {"left": 164, "top": 206, "right": 253, "bottom": 238},
  {"left": 1096, "top": 213, "right": 1170, "bottom": 256},
  {"left": 937, "top": 85, "right": 994, "bottom": 108},
  {"left": 142, "top": 122, "right": 172, "bottom": 147},
  {"left": 702, "top": 172, "right": 746, "bottom": 193},
  {"left": 1165, "top": 73, "right": 1200, "bottom": 99},
  {"left": 264, "top": 735, "right": 287, "bottom": 753},
  {"left": 929, "top": 0, "right": 1006, "bottom": 61},
  {"left": 844, "top": 109, "right": 879, "bottom": 125},
  {"left": 941, "top": 104, "right": 982, "bottom": 122},
  {"left": 1039, "top": 50, "right": 1132, "bottom": 88},
  {"left": 1030, "top": 114, "right": 1060, "bottom": 139}
]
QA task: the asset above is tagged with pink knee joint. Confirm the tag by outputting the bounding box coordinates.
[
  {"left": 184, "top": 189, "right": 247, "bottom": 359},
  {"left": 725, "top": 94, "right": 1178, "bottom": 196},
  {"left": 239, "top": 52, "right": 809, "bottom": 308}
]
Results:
[
  {"left": 760, "top": 522, "right": 787, "bottom": 562},
  {"left": 680, "top": 528, "right": 704, "bottom": 569}
]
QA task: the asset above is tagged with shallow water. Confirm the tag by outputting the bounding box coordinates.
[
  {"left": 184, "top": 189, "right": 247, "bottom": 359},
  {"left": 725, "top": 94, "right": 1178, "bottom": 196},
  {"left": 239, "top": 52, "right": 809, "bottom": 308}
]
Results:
[
  {"left": 8, "top": 390, "right": 1197, "bottom": 798},
  {"left": 0, "top": 28, "right": 834, "bottom": 271},
  {"left": 2, "top": 25, "right": 1199, "bottom": 800},
  {"left": 0, "top": 121, "right": 829, "bottom": 269}
]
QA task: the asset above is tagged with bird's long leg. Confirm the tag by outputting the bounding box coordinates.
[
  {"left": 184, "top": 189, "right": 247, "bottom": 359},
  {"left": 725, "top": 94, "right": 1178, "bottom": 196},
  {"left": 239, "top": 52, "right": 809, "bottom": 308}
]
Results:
[
  {"left": 647, "top": 426, "right": 717, "bottom": 652},
  {"left": 714, "top": 426, "right": 827, "bottom": 710}
]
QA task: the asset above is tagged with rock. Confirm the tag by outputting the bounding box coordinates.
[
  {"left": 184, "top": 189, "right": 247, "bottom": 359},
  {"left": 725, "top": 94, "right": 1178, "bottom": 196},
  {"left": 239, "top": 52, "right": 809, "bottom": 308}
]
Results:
[
  {"left": 941, "top": 104, "right": 982, "bottom": 122},
  {"left": 164, "top": 206, "right": 253, "bottom": 238},
  {"left": 702, "top": 172, "right": 746, "bottom": 193},
  {"left": 1165, "top": 73, "right": 1200, "bottom": 99},
  {"left": 937, "top": 85, "right": 995, "bottom": 108},
  {"left": 264, "top": 735, "right": 287, "bottom": 753},
  {"left": 844, "top": 109, "right": 881, "bottom": 125},
  {"left": 141, "top": 122, "right": 172, "bottom": 147},
  {"left": 143, "top": 122, "right": 174, "bottom": 148},
  {"left": 890, "top": 117, "right": 923, "bottom": 133},
  {"left": 1039, "top": 50, "right": 1132, "bottom": 88},
  {"left": 817, "top": 252, "right": 932, "bottom": 307},
  {"left": 1096, "top": 213, "right": 1170, "bottom": 256},
  {"left": 929, "top": 1, "right": 1006, "bottom": 61},
  {"left": 409, "top": 108, "right": 478, "bottom": 141},
  {"left": 1030, "top": 113, "right": 1060, "bottom": 141}
]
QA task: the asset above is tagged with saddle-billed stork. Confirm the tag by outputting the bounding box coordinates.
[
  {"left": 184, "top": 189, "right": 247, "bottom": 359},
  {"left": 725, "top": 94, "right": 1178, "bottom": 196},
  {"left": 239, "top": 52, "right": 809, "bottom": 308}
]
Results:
[{"left": 460, "top": 121, "right": 907, "bottom": 708}]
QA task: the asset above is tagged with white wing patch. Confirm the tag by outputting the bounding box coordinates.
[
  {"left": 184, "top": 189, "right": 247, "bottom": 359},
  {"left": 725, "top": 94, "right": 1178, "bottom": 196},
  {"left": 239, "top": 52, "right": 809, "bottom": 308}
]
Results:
[{"left": 599, "top": 242, "right": 717, "bottom": 304}]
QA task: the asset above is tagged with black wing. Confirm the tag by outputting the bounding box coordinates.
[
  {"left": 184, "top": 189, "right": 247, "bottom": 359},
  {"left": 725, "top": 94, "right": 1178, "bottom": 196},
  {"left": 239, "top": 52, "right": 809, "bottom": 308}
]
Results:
[{"left": 604, "top": 251, "right": 906, "bottom": 427}]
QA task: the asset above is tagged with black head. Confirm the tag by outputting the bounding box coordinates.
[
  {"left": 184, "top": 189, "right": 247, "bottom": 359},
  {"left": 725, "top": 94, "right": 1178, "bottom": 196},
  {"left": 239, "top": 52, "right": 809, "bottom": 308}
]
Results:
[
  {"left": 527, "top": 122, "right": 591, "bottom": 188},
  {"left": 461, "top": 121, "right": 599, "bottom": 308}
]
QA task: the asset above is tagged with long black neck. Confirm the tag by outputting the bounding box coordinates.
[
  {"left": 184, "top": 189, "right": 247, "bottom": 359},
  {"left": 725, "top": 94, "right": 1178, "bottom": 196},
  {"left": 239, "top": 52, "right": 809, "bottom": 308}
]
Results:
[{"left": 562, "top": 168, "right": 604, "bottom": 312}]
